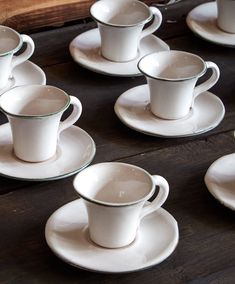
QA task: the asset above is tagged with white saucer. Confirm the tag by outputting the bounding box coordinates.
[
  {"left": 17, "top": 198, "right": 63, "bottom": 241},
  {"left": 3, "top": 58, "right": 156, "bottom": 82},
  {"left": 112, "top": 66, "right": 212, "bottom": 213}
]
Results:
[
  {"left": 69, "top": 28, "right": 169, "bottom": 77},
  {"left": 205, "top": 153, "right": 235, "bottom": 210},
  {"left": 0, "top": 60, "right": 46, "bottom": 95},
  {"left": 0, "top": 123, "right": 96, "bottom": 181},
  {"left": 186, "top": 2, "right": 235, "bottom": 47},
  {"left": 45, "top": 199, "right": 178, "bottom": 273},
  {"left": 114, "top": 85, "right": 225, "bottom": 138}
]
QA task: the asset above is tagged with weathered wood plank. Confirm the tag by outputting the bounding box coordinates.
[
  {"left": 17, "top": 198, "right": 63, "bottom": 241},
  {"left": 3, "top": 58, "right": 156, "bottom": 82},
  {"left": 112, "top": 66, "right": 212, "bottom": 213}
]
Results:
[{"left": 1, "top": 0, "right": 95, "bottom": 32}]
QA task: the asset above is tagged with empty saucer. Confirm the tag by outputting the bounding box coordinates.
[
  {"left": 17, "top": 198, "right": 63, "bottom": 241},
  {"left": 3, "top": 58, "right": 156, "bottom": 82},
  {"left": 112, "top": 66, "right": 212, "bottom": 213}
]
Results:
[
  {"left": 114, "top": 85, "right": 225, "bottom": 137},
  {"left": 186, "top": 2, "right": 235, "bottom": 47},
  {"left": 45, "top": 199, "right": 179, "bottom": 273},
  {"left": 205, "top": 153, "right": 235, "bottom": 210},
  {"left": 0, "top": 60, "right": 46, "bottom": 95},
  {"left": 0, "top": 123, "right": 96, "bottom": 181},
  {"left": 69, "top": 28, "right": 169, "bottom": 77}
]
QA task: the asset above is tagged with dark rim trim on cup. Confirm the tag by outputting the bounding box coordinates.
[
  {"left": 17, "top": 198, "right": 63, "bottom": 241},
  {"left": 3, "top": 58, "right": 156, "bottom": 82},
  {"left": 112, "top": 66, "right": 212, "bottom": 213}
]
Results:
[
  {"left": 74, "top": 162, "right": 156, "bottom": 208},
  {"left": 0, "top": 85, "right": 71, "bottom": 119},
  {"left": 138, "top": 50, "right": 208, "bottom": 82},
  {"left": 90, "top": 1, "right": 153, "bottom": 28},
  {"left": 0, "top": 25, "right": 23, "bottom": 57}
]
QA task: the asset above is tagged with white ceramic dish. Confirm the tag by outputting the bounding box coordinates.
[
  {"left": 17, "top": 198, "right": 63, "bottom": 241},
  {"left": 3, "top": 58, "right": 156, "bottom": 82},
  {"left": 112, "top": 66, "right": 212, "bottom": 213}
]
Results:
[
  {"left": 69, "top": 28, "right": 169, "bottom": 77},
  {"left": 0, "top": 123, "right": 96, "bottom": 181},
  {"left": 0, "top": 60, "right": 46, "bottom": 95},
  {"left": 114, "top": 85, "right": 225, "bottom": 137},
  {"left": 186, "top": 2, "right": 235, "bottom": 47},
  {"left": 205, "top": 153, "right": 235, "bottom": 210},
  {"left": 45, "top": 199, "right": 179, "bottom": 273}
]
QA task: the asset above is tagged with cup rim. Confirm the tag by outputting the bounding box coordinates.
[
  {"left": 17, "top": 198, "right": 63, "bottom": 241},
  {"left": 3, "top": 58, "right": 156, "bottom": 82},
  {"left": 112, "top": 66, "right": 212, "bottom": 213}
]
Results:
[
  {"left": 73, "top": 162, "right": 155, "bottom": 207},
  {"left": 90, "top": 0, "right": 153, "bottom": 28},
  {"left": 0, "top": 84, "right": 71, "bottom": 119},
  {"left": 0, "top": 25, "right": 23, "bottom": 57},
  {"left": 138, "top": 50, "right": 207, "bottom": 82}
]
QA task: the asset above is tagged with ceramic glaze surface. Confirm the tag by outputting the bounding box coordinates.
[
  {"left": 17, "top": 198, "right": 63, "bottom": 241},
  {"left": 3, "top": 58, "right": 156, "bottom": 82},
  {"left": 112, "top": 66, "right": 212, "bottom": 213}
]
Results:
[
  {"left": 91, "top": 0, "right": 150, "bottom": 25},
  {"left": 0, "top": 38, "right": 19, "bottom": 54},
  {"left": 90, "top": 1, "right": 162, "bottom": 61},
  {"left": 138, "top": 51, "right": 220, "bottom": 119},
  {"left": 0, "top": 27, "right": 20, "bottom": 54},
  {"left": 139, "top": 51, "right": 205, "bottom": 80},
  {"left": 114, "top": 85, "right": 225, "bottom": 137},
  {"left": 0, "top": 60, "right": 46, "bottom": 95},
  {"left": 186, "top": 2, "right": 235, "bottom": 47},
  {"left": 45, "top": 199, "right": 179, "bottom": 273},
  {"left": 217, "top": 0, "right": 235, "bottom": 33},
  {"left": 69, "top": 28, "right": 169, "bottom": 76},
  {"left": 0, "top": 26, "right": 35, "bottom": 89},
  {"left": 1, "top": 86, "right": 68, "bottom": 116},
  {"left": 0, "top": 85, "right": 82, "bottom": 162},
  {"left": 74, "top": 163, "right": 152, "bottom": 203},
  {"left": 205, "top": 153, "right": 235, "bottom": 211},
  {"left": 74, "top": 163, "right": 169, "bottom": 248},
  {"left": 0, "top": 123, "right": 95, "bottom": 180}
]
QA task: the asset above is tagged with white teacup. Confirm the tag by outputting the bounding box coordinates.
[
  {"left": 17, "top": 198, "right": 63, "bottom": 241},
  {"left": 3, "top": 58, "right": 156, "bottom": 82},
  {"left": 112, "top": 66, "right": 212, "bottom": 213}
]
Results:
[
  {"left": 0, "top": 85, "right": 82, "bottom": 162},
  {"left": 0, "top": 25, "right": 35, "bottom": 89},
  {"left": 73, "top": 162, "right": 169, "bottom": 248},
  {"left": 216, "top": 0, "right": 235, "bottom": 33},
  {"left": 138, "top": 50, "right": 220, "bottom": 120},
  {"left": 90, "top": 0, "right": 162, "bottom": 62}
]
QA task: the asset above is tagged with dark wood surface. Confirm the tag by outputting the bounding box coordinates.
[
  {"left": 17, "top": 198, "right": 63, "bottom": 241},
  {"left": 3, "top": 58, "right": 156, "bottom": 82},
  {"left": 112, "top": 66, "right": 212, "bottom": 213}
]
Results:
[
  {"left": 1, "top": 0, "right": 235, "bottom": 283},
  {"left": 0, "top": 0, "right": 95, "bottom": 32}
]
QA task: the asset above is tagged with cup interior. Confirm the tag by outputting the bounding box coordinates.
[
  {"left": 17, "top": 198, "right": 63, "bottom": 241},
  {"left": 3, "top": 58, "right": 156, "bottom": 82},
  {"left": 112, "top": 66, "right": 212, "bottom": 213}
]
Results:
[
  {"left": 216, "top": 0, "right": 235, "bottom": 33},
  {"left": 0, "top": 85, "right": 70, "bottom": 117},
  {"left": 138, "top": 51, "right": 206, "bottom": 81},
  {"left": 0, "top": 26, "right": 21, "bottom": 55},
  {"left": 90, "top": 0, "right": 151, "bottom": 26},
  {"left": 74, "top": 163, "right": 153, "bottom": 205}
]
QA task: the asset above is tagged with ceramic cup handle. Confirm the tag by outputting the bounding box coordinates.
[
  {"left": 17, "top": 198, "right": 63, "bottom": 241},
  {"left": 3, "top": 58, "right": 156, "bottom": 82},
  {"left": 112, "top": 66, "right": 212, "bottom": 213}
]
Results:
[
  {"left": 192, "top": 61, "right": 220, "bottom": 107},
  {"left": 12, "top": 35, "right": 35, "bottom": 69},
  {"left": 58, "top": 96, "right": 82, "bottom": 135},
  {"left": 139, "top": 7, "right": 162, "bottom": 40},
  {"left": 139, "top": 175, "right": 169, "bottom": 220}
]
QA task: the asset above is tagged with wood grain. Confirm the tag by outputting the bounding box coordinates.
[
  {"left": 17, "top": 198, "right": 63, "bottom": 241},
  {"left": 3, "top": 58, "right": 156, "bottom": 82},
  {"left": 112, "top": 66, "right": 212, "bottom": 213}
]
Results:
[{"left": 0, "top": 0, "right": 95, "bottom": 32}]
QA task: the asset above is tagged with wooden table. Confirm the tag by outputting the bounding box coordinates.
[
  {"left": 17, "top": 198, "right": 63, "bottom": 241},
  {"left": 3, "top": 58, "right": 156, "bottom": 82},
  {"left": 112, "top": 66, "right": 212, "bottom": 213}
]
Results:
[{"left": 1, "top": 0, "right": 235, "bottom": 283}]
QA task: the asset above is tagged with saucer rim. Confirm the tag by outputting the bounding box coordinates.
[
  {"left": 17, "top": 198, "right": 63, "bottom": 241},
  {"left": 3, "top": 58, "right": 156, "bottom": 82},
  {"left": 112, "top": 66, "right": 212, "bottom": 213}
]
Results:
[
  {"left": 69, "top": 28, "right": 170, "bottom": 77},
  {"left": 114, "top": 84, "right": 225, "bottom": 138},
  {"left": 0, "top": 123, "right": 96, "bottom": 181},
  {"left": 204, "top": 153, "right": 235, "bottom": 211},
  {"left": 27, "top": 60, "right": 47, "bottom": 85},
  {"left": 45, "top": 199, "right": 179, "bottom": 273},
  {"left": 0, "top": 60, "right": 46, "bottom": 95},
  {"left": 186, "top": 2, "right": 235, "bottom": 48}
]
